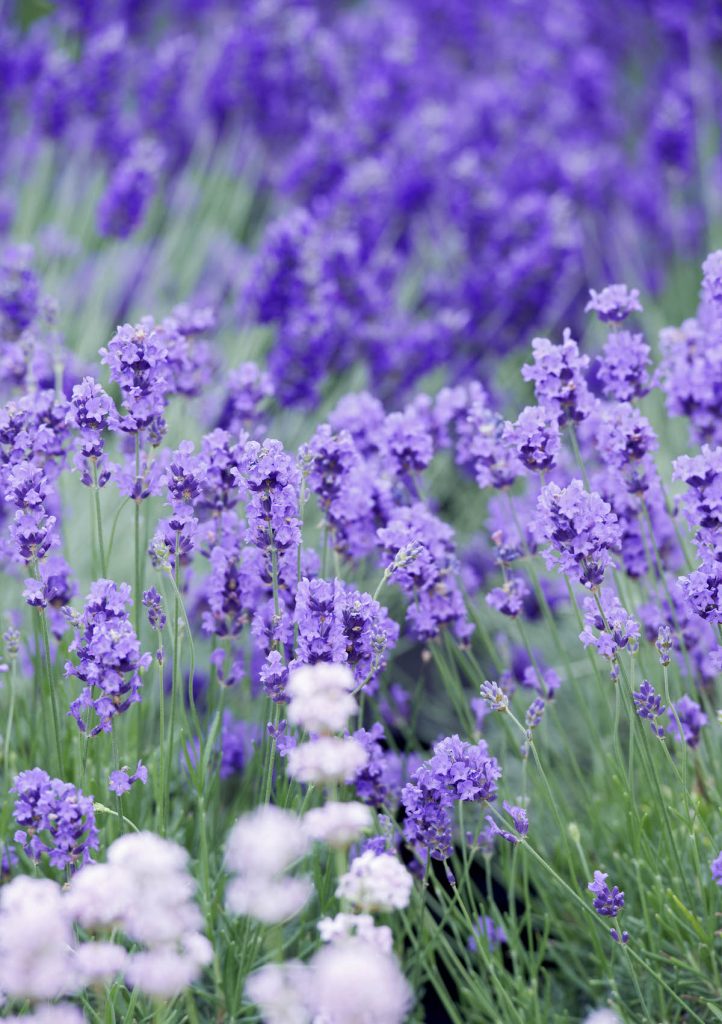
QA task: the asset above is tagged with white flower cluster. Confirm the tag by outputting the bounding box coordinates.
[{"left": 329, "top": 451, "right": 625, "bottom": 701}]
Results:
[
  {"left": 303, "top": 800, "right": 372, "bottom": 849},
  {"left": 225, "top": 806, "right": 312, "bottom": 924},
  {"left": 318, "top": 912, "right": 393, "bottom": 953},
  {"left": 287, "top": 662, "right": 357, "bottom": 733},
  {"left": 0, "top": 831, "right": 212, "bottom": 1014},
  {"left": 285, "top": 662, "right": 369, "bottom": 784},
  {"left": 336, "top": 850, "right": 414, "bottom": 913},
  {"left": 246, "top": 939, "right": 412, "bottom": 1024},
  {"left": 241, "top": 663, "right": 414, "bottom": 1024},
  {"left": 287, "top": 734, "right": 368, "bottom": 784}
]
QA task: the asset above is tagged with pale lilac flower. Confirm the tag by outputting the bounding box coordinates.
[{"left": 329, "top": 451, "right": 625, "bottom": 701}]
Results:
[
  {"left": 74, "top": 942, "right": 129, "bottom": 986},
  {"left": 308, "top": 938, "right": 412, "bottom": 1024},
  {"left": 125, "top": 933, "right": 213, "bottom": 999},
  {"left": 336, "top": 851, "right": 413, "bottom": 912},
  {"left": 287, "top": 737, "right": 369, "bottom": 785},
  {"left": 106, "top": 832, "right": 206, "bottom": 947},
  {"left": 65, "top": 862, "right": 136, "bottom": 930},
  {"left": 287, "top": 662, "right": 357, "bottom": 734},
  {"left": 0, "top": 876, "right": 76, "bottom": 1000},
  {"left": 2, "top": 1007, "right": 86, "bottom": 1024},
  {"left": 245, "top": 962, "right": 310, "bottom": 1024},
  {"left": 303, "top": 801, "right": 373, "bottom": 848},
  {"left": 318, "top": 913, "right": 393, "bottom": 953},
  {"left": 226, "top": 875, "right": 313, "bottom": 924},
  {"left": 225, "top": 806, "right": 308, "bottom": 878}
]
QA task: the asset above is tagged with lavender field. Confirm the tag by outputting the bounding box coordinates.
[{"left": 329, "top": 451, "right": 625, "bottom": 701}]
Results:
[{"left": 1, "top": 1, "right": 722, "bottom": 1022}]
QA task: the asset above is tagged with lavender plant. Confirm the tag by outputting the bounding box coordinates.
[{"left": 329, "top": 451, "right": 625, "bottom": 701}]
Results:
[{"left": 1, "top": 2, "right": 722, "bottom": 1023}]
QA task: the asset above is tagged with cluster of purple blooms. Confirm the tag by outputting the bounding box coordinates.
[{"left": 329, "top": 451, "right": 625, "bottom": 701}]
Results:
[
  {"left": 588, "top": 871, "right": 628, "bottom": 944},
  {"left": 11, "top": 768, "right": 98, "bottom": 871},
  {"left": 65, "top": 580, "right": 151, "bottom": 736},
  {"left": 401, "top": 736, "right": 501, "bottom": 862},
  {"left": 1, "top": 1, "right": 716, "bottom": 407}
]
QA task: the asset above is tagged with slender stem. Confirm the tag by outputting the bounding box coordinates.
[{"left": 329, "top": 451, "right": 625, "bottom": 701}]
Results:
[
  {"left": 91, "top": 461, "right": 107, "bottom": 577},
  {"left": 167, "top": 553, "right": 182, "bottom": 822},
  {"left": 156, "top": 636, "right": 166, "bottom": 836},
  {"left": 3, "top": 655, "right": 15, "bottom": 776},
  {"left": 35, "top": 588, "right": 64, "bottom": 777}
]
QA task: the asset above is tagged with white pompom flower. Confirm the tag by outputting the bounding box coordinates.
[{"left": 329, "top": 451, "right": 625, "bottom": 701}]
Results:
[
  {"left": 318, "top": 913, "right": 393, "bottom": 954},
  {"left": 303, "top": 801, "right": 373, "bottom": 848},
  {"left": 287, "top": 662, "right": 357, "bottom": 734},
  {"left": 287, "top": 736, "right": 368, "bottom": 785},
  {"left": 245, "top": 961, "right": 311, "bottom": 1024},
  {"left": 225, "top": 805, "right": 309, "bottom": 878},
  {"left": 226, "top": 875, "right": 313, "bottom": 924},
  {"left": 336, "top": 851, "right": 414, "bottom": 913},
  {"left": 308, "top": 938, "right": 412, "bottom": 1024},
  {"left": 0, "top": 876, "right": 77, "bottom": 1001}
]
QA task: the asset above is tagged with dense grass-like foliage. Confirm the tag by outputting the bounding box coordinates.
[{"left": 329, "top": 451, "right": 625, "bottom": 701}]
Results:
[{"left": 1, "top": 2, "right": 722, "bottom": 1023}]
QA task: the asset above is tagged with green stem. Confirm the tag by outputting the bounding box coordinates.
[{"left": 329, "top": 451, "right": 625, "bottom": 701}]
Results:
[
  {"left": 91, "top": 461, "right": 107, "bottom": 577},
  {"left": 36, "top": 594, "right": 64, "bottom": 777}
]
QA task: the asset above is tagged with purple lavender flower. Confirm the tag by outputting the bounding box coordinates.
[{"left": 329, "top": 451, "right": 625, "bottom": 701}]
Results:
[
  {"left": 479, "top": 680, "right": 510, "bottom": 713},
  {"left": 595, "top": 331, "right": 651, "bottom": 402},
  {"left": 339, "top": 584, "right": 399, "bottom": 687},
  {"left": 588, "top": 871, "right": 624, "bottom": 917},
  {"left": 260, "top": 649, "right": 288, "bottom": 703},
  {"left": 521, "top": 331, "right": 591, "bottom": 426},
  {"left": 673, "top": 447, "right": 722, "bottom": 557},
  {"left": 383, "top": 407, "right": 434, "bottom": 480},
  {"left": 202, "top": 541, "right": 263, "bottom": 639},
  {"left": 378, "top": 504, "right": 472, "bottom": 643},
  {"left": 659, "top": 318, "right": 722, "bottom": 446},
  {"left": 220, "top": 713, "right": 259, "bottom": 780},
  {"left": 166, "top": 440, "right": 207, "bottom": 512},
  {"left": 329, "top": 392, "right": 387, "bottom": 458},
  {"left": 67, "top": 376, "right": 116, "bottom": 487},
  {"left": 595, "top": 404, "right": 658, "bottom": 471},
  {"left": 216, "top": 363, "right": 274, "bottom": 435},
  {"left": 142, "top": 587, "right": 166, "bottom": 632},
  {"left": 301, "top": 424, "right": 376, "bottom": 558},
  {"left": 535, "top": 480, "right": 621, "bottom": 588},
  {"left": 579, "top": 588, "right": 639, "bottom": 677},
  {"left": 0, "top": 245, "right": 40, "bottom": 339},
  {"left": 294, "top": 577, "right": 347, "bottom": 666},
  {"left": 12, "top": 768, "right": 98, "bottom": 871},
  {"left": 485, "top": 802, "right": 529, "bottom": 845},
  {"left": 402, "top": 735, "right": 500, "bottom": 861},
  {"left": 655, "top": 626, "right": 673, "bottom": 667},
  {"left": 667, "top": 695, "right": 707, "bottom": 748},
  {"left": 701, "top": 250, "right": 722, "bottom": 311},
  {"left": 242, "top": 439, "right": 302, "bottom": 554},
  {"left": 108, "top": 760, "right": 148, "bottom": 796},
  {"left": 486, "top": 577, "right": 529, "bottom": 618},
  {"left": 678, "top": 563, "right": 722, "bottom": 624},
  {"left": 525, "top": 698, "right": 546, "bottom": 731},
  {"left": 585, "top": 284, "right": 642, "bottom": 323},
  {"left": 351, "top": 723, "right": 403, "bottom": 809},
  {"left": 197, "top": 430, "right": 245, "bottom": 515},
  {"left": 505, "top": 406, "right": 561, "bottom": 473},
  {"left": 6, "top": 461, "right": 58, "bottom": 566},
  {"left": 632, "top": 681, "right": 666, "bottom": 737},
  {"left": 100, "top": 319, "right": 171, "bottom": 436},
  {"left": 65, "top": 579, "right": 151, "bottom": 736},
  {"left": 97, "top": 139, "right": 164, "bottom": 239},
  {"left": 711, "top": 851, "right": 722, "bottom": 886},
  {"left": 468, "top": 916, "right": 506, "bottom": 954},
  {"left": 451, "top": 400, "right": 521, "bottom": 491}
]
